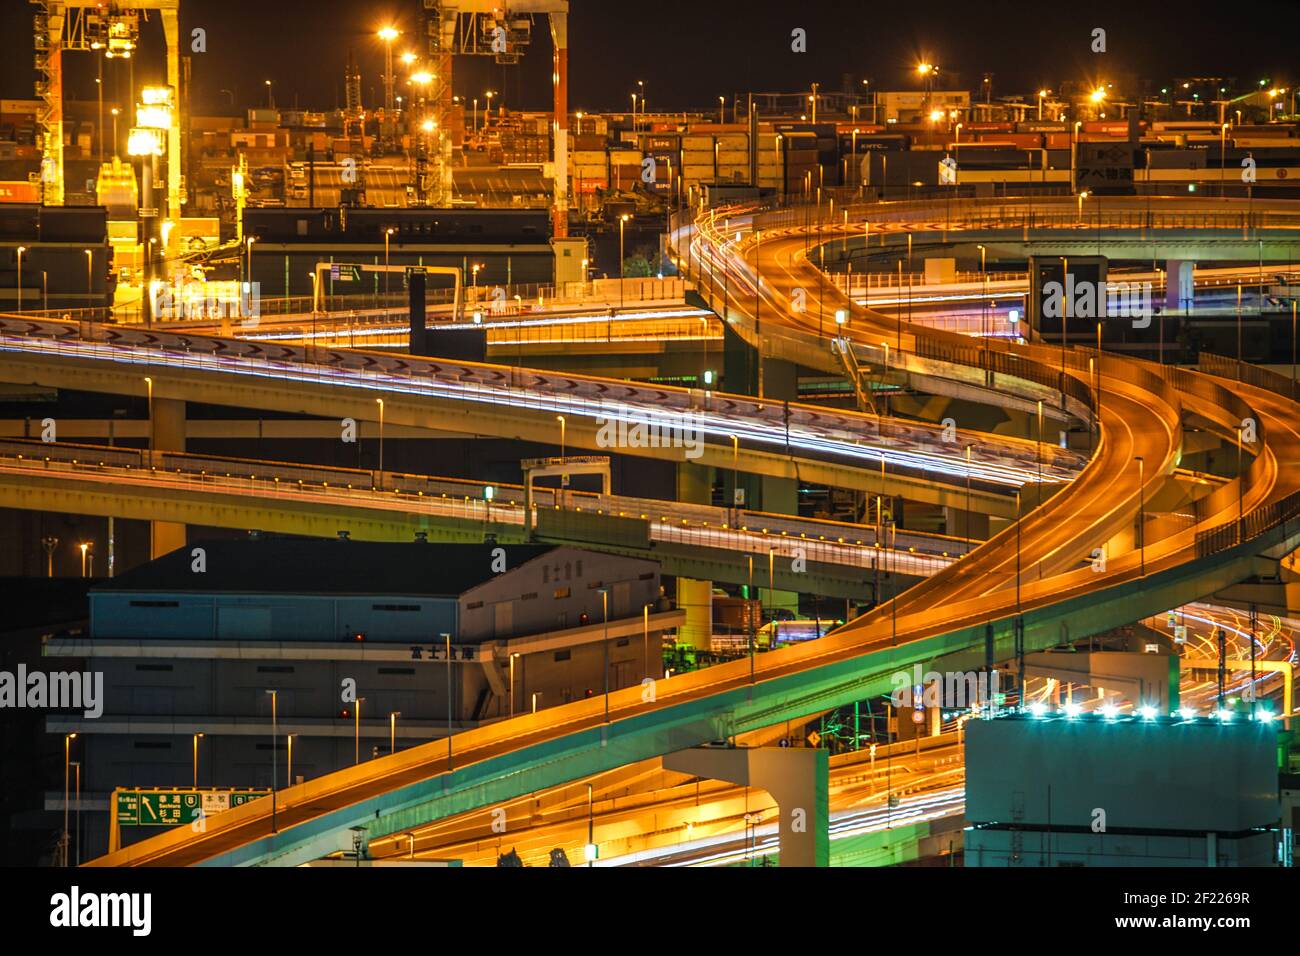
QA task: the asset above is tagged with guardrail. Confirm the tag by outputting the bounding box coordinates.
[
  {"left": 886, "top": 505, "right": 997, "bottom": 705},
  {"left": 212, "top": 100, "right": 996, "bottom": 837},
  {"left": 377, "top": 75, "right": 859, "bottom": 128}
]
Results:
[{"left": 0, "top": 438, "right": 970, "bottom": 573}]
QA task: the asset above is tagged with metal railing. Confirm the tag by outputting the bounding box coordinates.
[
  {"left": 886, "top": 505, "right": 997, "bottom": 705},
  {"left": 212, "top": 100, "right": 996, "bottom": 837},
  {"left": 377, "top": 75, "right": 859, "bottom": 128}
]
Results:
[{"left": 0, "top": 438, "right": 967, "bottom": 573}]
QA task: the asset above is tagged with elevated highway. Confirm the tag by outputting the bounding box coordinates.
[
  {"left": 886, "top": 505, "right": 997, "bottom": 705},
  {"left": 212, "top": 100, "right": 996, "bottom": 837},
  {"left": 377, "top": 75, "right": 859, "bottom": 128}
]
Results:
[{"left": 61, "top": 195, "right": 1300, "bottom": 867}]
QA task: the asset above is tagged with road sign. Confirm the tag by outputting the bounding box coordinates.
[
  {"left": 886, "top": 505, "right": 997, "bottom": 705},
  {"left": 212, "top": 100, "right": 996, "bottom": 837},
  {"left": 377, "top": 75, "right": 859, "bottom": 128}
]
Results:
[
  {"left": 333, "top": 264, "right": 362, "bottom": 283},
  {"left": 114, "top": 789, "right": 268, "bottom": 827},
  {"left": 806, "top": 730, "right": 821, "bottom": 747},
  {"left": 405, "top": 266, "right": 427, "bottom": 276}
]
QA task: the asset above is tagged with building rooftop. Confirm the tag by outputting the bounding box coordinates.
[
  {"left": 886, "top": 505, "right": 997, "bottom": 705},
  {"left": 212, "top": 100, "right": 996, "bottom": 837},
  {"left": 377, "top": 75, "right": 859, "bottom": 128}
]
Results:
[{"left": 93, "top": 539, "right": 555, "bottom": 598}]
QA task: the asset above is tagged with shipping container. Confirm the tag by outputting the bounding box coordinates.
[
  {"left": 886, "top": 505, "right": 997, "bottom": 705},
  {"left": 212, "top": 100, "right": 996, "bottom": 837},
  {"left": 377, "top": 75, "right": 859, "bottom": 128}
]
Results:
[{"left": 0, "top": 181, "right": 39, "bottom": 203}]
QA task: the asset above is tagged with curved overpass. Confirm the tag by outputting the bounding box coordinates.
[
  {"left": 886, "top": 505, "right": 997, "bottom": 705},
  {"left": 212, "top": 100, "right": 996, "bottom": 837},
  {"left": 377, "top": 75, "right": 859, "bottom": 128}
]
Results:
[{"left": 71, "top": 195, "right": 1300, "bottom": 867}]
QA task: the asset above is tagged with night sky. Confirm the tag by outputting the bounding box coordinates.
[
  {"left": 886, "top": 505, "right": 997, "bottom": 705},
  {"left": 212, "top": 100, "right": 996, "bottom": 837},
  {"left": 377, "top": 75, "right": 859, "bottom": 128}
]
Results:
[{"left": 2, "top": 0, "right": 1297, "bottom": 115}]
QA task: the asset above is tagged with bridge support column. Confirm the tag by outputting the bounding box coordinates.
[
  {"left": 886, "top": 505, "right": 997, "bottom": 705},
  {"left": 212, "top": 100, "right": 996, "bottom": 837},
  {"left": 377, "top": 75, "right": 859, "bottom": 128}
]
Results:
[
  {"left": 754, "top": 359, "right": 801, "bottom": 615},
  {"left": 664, "top": 746, "right": 829, "bottom": 867},
  {"left": 676, "top": 461, "right": 713, "bottom": 649},
  {"left": 1165, "top": 260, "right": 1194, "bottom": 313},
  {"left": 150, "top": 397, "right": 187, "bottom": 559},
  {"left": 758, "top": 474, "right": 801, "bottom": 615},
  {"left": 944, "top": 507, "right": 989, "bottom": 542}
]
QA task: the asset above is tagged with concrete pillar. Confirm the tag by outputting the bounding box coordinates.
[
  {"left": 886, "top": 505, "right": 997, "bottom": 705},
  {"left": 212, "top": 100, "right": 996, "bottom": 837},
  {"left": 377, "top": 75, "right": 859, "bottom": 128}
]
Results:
[
  {"left": 676, "top": 461, "right": 713, "bottom": 649},
  {"left": 664, "top": 746, "right": 829, "bottom": 866},
  {"left": 1165, "top": 260, "right": 1194, "bottom": 313},
  {"left": 150, "top": 397, "right": 187, "bottom": 558},
  {"left": 944, "top": 507, "right": 989, "bottom": 542},
  {"left": 759, "top": 473, "right": 801, "bottom": 615}
]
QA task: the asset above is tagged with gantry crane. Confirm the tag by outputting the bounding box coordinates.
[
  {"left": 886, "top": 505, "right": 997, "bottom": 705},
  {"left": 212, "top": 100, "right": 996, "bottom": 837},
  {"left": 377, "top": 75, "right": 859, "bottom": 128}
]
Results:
[
  {"left": 30, "top": 0, "right": 183, "bottom": 236},
  {"left": 421, "top": 1, "right": 569, "bottom": 234}
]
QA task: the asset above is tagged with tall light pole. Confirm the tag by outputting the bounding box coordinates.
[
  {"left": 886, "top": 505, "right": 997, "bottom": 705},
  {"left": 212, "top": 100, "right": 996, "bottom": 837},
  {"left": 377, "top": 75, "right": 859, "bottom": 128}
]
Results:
[
  {"left": 509, "top": 653, "right": 520, "bottom": 717},
  {"left": 265, "top": 690, "right": 277, "bottom": 832},
  {"left": 556, "top": 414, "right": 566, "bottom": 460},
  {"left": 62, "top": 733, "right": 76, "bottom": 867},
  {"left": 384, "top": 227, "right": 394, "bottom": 303},
  {"left": 599, "top": 588, "right": 610, "bottom": 723},
  {"left": 78, "top": 541, "right": 90, "bottom": 578},
  {"left": 642, "top": 602, "right": 653, "bottom": 677},
  {"left": 375, "top": 398, "right": 385, "bottom": 480},
  {"left": 442, "top": 633, "right": 453, "bottom": 769},
  {"left": 286, "top": 733, "right": 298, "bottom": 786},
  {"left": 729, "top": 434, "right": 740, "bottom": 507},
  {"left": 192, "top": 732, "right": 204, "bottom": 788},
  {"left": 1221, "top": 122, "right": 1229, "bottom": 197},
  {"left": 354, "top": 696, "right": 366, "bottom": 764},
  {"left": 619, "top": 213, "right": 630, "bottom": 312},
  {"left": 1134, "top": 455, "right": 1146, "bottom": 575},
  {"left": 389, "top": 711, "right": 401, "bottom": 753},
  {"left": 378, "top": 26, "right": 398, "bottom": 140},
  {"left": 16, "top": 246, "right": 24, "bottom": 311},
  {"left": 70, "top": 760, "right": 81, "bottom": 866},
  {"left": 85, "top": 249, "right": 93, "bottom": 303}
]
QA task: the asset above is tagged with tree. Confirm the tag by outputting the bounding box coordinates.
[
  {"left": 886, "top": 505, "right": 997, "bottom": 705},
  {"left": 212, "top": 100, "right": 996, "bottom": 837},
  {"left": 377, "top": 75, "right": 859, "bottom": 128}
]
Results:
[{"left": 497, "top": 847, "right": 525, "bottom": 867}]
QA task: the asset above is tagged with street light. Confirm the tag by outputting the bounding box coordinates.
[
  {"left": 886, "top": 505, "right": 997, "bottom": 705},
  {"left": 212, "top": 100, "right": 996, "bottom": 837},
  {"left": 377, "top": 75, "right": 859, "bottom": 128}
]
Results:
[
  {"left": 509, "top": 652, "right": 520, "bottom": 717},
  {"left": 375, "top": 398, "right": 385, "bottom": 479},
  {"left": 286, "top": 733, "right": 298, "bottom": 786},
  {"left": 729, "top": 434, "right": 740, "bottom": 507},
  {"left": 70, "top": 760, "right": 81, "bottom": 866},
  {"left": 192, "top": 732, "right": 204, "bottom": 788},
  {"left": 1134, "top": 455, "right": 1146, "bottom": 575},
  {"left": 1037, "top": 89, "right": 1048, "bottom": 121},
  {"left": 599, "top": 588, "right": 611, "bottom": 723},
  {"left": 556, "top": 414, "right": 566, "bottom": 460},
  {"left": 78, "top": 541, "right": 90, "bottom": 577},
  {"left": 61, "top": 733, "right": 76, "bottom": 867},
  {"left": 354, "top": 696, "right": 367, "bottom": 763},
  {"left": 618, "top": 213, "right": 631, "bottom": 312},
  {"left": 389, "top": 711, "right": 401, "bottom": 754},
  {"left": 84, "top": 249, "right": 93, "bottom": 302},
  {"left": 642, "top": 602, "right": 654, "bottom": 677},
  {"left": 384, "top": 227, "right": 394, "bottom": 302},
  {"left": 265, "top": 690, "right": 277, "bottom": 832},
  {"left": 16, "top": 246, "right": 25, "bottom": 311}
]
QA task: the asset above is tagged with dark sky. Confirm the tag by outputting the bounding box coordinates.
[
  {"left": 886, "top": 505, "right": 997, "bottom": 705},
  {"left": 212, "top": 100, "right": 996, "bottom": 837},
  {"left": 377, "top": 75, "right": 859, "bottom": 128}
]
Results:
[{"left": 3, "top": 0, "right": 1297, "bottom": 114}]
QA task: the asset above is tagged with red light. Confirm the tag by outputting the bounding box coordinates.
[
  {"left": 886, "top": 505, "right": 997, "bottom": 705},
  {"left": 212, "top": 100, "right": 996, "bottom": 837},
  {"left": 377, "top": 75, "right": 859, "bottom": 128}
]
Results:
[{"left": 352, "top": 632, "right": 365, "bottom": 642}]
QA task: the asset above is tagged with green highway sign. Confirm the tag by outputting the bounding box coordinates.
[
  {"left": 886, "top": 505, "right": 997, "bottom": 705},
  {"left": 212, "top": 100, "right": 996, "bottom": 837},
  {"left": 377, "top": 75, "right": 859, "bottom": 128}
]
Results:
[
  {"left": 335, "top": 265, "right": 363, "bottom": 283},
  {"left": 115, "top": 789, "right": 268, "bottom": 827}
]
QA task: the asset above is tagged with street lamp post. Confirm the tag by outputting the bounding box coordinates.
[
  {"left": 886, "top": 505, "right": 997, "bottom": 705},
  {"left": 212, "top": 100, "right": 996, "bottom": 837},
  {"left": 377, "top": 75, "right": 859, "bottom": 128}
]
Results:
[
  {"left": 642, "top": 602, "right": 653, "bottom": 677},
  {"left": 509, "top": 653, "right": 519, "bottom": 717},
  {"left": 61, "top": 733, "right": 76, "bottom": 867},
  {"left": 287, "top": 733, "right": 297, "bottom": 786},
  {"left": 389, "top": 711, "right": 400, "bottom": 754},
  {"left": 354, "top": 696, "right": 366, "bottom": 764},
  {"left": 264, "top": 690, "right": 277, "bottom": 832},
  {"left": 1135, "top": 455, "right": 1146, "bottom": 575},
  {"left": 71, "top": 760, "right": 81, "bottom": 866},
  {"left": 375, "top": 398, "right": 385, "bottom": 482},
  {"left": 619, "top": 213, "right": 630, "bottom": 312},
  {"left": 442, "top": 633, "right": 453, "bottom": 769},
  {"left": 78, "top": 541, "right": 90, "bottom": 578},
  {"left": 600, "top": 588, "right": 610, "bottom": 722},
  {"left": 192, "top": 732, "right": 203, "bottom": 788},
  {"left": 16, "top": 246, "right": 25, "bottom": 311}
]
